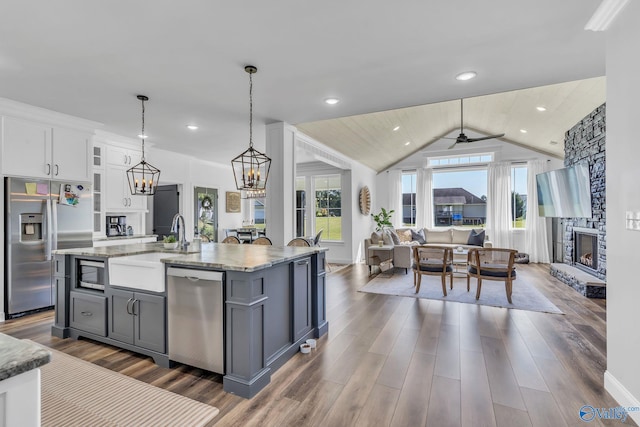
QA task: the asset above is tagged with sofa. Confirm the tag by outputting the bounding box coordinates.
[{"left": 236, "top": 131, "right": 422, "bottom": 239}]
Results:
[{"left": 364, "top": 227, "right": 492, "bottom": 274}]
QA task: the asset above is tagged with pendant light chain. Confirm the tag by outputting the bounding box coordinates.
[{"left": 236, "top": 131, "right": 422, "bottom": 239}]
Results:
[
  {"left": 140, "top": 97, "right": 146, "bottom": 161},
  {"left": 249, "top": 70, "right": 253, "bottom": 148}
]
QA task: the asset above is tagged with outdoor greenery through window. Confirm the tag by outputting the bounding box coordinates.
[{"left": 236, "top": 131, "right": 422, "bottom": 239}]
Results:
[
  {"left": 314, "top": 175, "right": 342, "bottom": 241},
  {"left": 511, "top": 165, "right": 527, "bottom": 229},
  {"left": 402, "top": 172, "right": 417, "bottom": 226},
  {"left": 432, "top": 168, "right": 488, "bottom": 228}
]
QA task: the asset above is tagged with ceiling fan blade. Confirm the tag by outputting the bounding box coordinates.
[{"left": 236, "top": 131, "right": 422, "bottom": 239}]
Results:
[
  {"left": 466, "top": 133, "right": 505, "bottom": 143},
  {"left": 447, "top": 141, "right": 459, "bottom": 149},
  {"left": 442, "top": 136, "right": 458, "bottom": 140}
]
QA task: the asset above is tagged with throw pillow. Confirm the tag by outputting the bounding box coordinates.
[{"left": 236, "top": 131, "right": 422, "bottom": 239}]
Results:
[
  {"left": 370, "top": 232, "right": 382, "bottom": 244},
  {"left": 411, "top": 229, "right": 426, "bottom": 244},
  {"left": 382, "top": 230, "right": 394, "bottom": 246},
  {"left": 397, "top": 229, "right": 413, "bottom": 243},
  {"left": 388, "top": 229, "right": 401, "bottom": 245},
  {"left": 467, "top": 229, "right": 485, "bottom": 246}
]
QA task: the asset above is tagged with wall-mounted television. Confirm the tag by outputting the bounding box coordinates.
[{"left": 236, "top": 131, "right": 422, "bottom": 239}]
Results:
[{"left": 536, "top": 162, "right": 592, "bottom": 218}]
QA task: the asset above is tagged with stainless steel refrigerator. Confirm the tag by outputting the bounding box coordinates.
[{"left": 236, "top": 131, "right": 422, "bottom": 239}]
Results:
[{"left": 5, "top": 177, "right": 93, "bottom": 317}]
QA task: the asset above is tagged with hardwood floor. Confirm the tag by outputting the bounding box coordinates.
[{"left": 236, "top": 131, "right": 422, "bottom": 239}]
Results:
[{"left": 1, "top": 263, "right": 633, "bottom": 427}]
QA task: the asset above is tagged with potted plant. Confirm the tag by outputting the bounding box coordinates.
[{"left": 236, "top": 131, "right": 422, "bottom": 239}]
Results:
[
  {"left": 371, "top": 208, "right": 394, "bottom": 246},
  {"left": 162, "top": 235, "right": 178, "bottom": 249}
]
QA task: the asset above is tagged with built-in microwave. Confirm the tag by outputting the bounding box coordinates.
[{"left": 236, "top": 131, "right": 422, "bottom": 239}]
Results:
[{"left": 77, "top": 259, "right": 105, "bottom": 291}]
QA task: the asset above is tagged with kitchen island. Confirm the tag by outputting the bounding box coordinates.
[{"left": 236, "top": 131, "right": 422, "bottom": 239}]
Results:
[{"left": 52, "top": 242, "right": 328, "bottom": 398}]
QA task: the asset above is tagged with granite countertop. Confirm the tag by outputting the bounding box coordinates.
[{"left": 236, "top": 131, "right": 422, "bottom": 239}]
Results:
[
  {"left": 55, "top": 242, "right": 326, "bottom": 272},
  {"left": 0, "top": 333, "right": 51, "bottom": 381},
  {"left": 93, "top": 234, "right": 157, "bottom": 242}
]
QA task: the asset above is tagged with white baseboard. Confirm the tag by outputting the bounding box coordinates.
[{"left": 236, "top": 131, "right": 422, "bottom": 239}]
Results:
[
  {"left": 604, "top": 370, "right": 640, "bottom": 424},
  {"left": 0, "top": 311, "right": 5, "bottom": 323}
]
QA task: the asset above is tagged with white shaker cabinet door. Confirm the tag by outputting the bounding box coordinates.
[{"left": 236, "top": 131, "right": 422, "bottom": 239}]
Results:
[
  {"left": 1, "top": 116, "right": 52, "bottom": 178},
  {"left": 52, "top": 127, "right": 91, "bottom": 182}
]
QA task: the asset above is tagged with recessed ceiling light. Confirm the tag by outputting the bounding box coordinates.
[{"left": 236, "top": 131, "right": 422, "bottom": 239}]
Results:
[
  {"left": 137, "top": 134, "right": 148, "bottom": 139},
  {"left": 536, "top": 106, "right": 547, "bottom": 112},
  {"left": 393, "top": 126, "right": 400, "bottom": 131},
  {"left": 186, "top": 124, "right": 199, "bottom": 130},
  {"left": 324, "top": 98, "right": 340, "bottom": 105},
  {"left": 404, "top": 141, "right": 411, "bottom": 146},
  {"left": 520, "top": 129, "right": 528, "bottom": 133},
  {"left": 455, "top": 71, "right": 477, "bottom": 81}
]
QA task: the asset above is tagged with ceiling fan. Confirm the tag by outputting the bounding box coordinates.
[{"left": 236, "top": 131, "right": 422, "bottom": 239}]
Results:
[{"left": 446, "top": 99, "right": 505, "bottom": 149}]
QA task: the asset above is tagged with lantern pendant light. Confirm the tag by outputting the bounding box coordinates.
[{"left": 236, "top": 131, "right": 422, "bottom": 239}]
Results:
[
  {"left": 127, "top": 95, "right": 161, "bottom": 196},
  {"left": 231, "top": 65, "right": 271, "bottom": 193}
]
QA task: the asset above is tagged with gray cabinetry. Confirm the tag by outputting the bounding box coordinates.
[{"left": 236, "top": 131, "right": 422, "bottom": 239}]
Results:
[
  {"left": 292, "top": 257, "right": 312, "bottom": 341},
  {"left": 53, "top": 255, "right": 70, "bottom": 331},
  {"left": 107, "top": 288, "right": 166, "bottom": 353},
  {"left": 312, "top": 251, "right": 328, "bottom": 337},
  {"left": 69, "top": 291, "right": 107, "bottom": 336}
]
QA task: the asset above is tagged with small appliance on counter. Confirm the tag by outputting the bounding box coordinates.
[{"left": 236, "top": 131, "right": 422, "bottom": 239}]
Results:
[{"left": 106, "top": 215, "right": 127, "bottom": 237}]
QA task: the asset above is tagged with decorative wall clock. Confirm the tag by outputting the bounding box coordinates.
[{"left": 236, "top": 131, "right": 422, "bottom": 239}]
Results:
[{"left": 359, "top": 186, "right": 371, "bottom": 215}]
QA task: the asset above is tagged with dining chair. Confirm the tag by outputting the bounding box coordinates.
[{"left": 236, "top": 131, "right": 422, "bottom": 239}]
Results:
[
  {"left": 252, "top": 237, "right": 272, "bottom": 245},
  {"left": 287, "top": 238, "right": 311, "bottom": 247},
  {"left": 412, "top": 246, "right": 454, "bottom": 296},
  {"left": 313, "top": 229, "right": 323, "bottom": 246},
  {"left": 222, "top": 236, "right": 241, "bottom": 244},
  {"left": 467, "top": 248, "right": 517, "bottom": 303}
]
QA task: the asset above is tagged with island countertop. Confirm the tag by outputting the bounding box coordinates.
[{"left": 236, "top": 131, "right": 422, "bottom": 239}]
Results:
[
  {"left": 55, "top": 242, "right": 326, "bottom": 272},
  {"left": 0, "top": 333, "right": 51, "bottom": 381}
]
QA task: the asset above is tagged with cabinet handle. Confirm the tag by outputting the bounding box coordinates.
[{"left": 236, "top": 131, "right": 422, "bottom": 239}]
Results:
[
  {"left": 132, "top": 299, "right": 138, "bottom": 316},
  {"left": 123, "top": 154, "right": 127, "bottom": 164},
  {"left": 128, "top": 155, "right": 132, "bottom": 164},
  {"left": 297, "top": 260, "right": 309, "bottom": 266},
  {"left": 80, "top": 311, "right": 93, "bottom": 316},
  {"left": 46, "top": 163, "right": 51, "bottom": 175},
  {"left": 126, "top": 298, "right": 133, "bottom": 315},
  {"left": 54, "top": 164, "right": 59, "bottom": 176}
]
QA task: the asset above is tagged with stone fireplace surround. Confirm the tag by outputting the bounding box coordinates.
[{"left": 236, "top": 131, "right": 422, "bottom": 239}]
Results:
[{"left": 549, "top": 104, "right": 606, "bottom": 298}]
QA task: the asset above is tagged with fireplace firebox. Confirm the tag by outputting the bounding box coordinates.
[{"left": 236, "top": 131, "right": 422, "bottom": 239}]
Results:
[{"left": 573, "top": 228, "right": 598, "bottom": 274}]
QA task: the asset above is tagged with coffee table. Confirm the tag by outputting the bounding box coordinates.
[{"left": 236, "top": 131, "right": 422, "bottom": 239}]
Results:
[{"left": 451, "top": 248, "right": 469, "bottom": 277}]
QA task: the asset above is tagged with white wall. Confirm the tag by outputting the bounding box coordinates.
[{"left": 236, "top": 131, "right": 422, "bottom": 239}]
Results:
[
  {"left": 604, "top": 1, "right": 640, "bottom": 418},
  {"left": 351, "top": 161, "right": 377, "bottom": 263},
  {"left": 149, "top": 146, "right": 241, "bottom": 242}
]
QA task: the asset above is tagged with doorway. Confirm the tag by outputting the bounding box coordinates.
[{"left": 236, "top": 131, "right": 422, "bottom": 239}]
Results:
[
  {"left": 153, "top": 185, "right": 180, "bottom": 239},
  {"left": 194, "top": 187, "right": 218, "bottom": 242}
]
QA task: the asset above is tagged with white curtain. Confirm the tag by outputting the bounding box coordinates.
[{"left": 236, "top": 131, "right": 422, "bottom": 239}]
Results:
[
  {"left": 525, "top": 160, "right": 550, "bottom": 263},
  {"left": 387, "top": 169, "right": 403, "bottom": 228},
  {"left": 415, "top": 167, "right": 433, "bottom": 229},
  {"left": 486, "top": 162, "right": 513, "bottom": 248}
]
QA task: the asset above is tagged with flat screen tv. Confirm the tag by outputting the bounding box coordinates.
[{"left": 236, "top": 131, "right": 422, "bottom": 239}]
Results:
[{"left": 536, "top": 163, "right": 592, "bottom": 218}]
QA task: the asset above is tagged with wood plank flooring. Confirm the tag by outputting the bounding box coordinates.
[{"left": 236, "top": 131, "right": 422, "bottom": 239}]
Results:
[{"left": 1, "top": 263, "right": 633, "bottom": 427}]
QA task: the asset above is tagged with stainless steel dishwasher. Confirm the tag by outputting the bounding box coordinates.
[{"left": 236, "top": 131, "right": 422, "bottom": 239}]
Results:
[{"left": 167, "top": 267, "right": 224, "bottom": 374}]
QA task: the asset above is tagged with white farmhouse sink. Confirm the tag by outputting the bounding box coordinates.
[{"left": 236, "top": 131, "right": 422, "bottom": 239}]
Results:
[{"left": 109, "top": 252, "right": 172, "bottom": 292}]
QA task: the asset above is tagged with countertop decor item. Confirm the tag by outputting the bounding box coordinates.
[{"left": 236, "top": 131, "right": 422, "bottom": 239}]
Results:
[
  {"left": 359, "top": 186, "right": 371, "bottom": 215},
  {"left": 231, "top": 65, "right": 271, "bottom": 192},
  {"left": 126, "top": 95, "right": 161, "bottom": 196}
]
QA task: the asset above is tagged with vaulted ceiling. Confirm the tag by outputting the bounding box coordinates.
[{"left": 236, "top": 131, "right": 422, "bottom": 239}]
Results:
[
  {"left": 0, "top": 1, "right": 605, "bottom": 169},
  {"left": 297, "top": 77, "right": 606, "bottom": 171}
]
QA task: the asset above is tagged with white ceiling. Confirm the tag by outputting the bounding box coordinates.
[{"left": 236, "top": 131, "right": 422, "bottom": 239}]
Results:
[{"left": 0, "top": 1, "right": 605, "bottom": 169}]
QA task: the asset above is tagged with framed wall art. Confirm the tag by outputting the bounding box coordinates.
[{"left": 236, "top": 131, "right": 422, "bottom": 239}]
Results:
[{"left": 225, "top": 191, "right": 241, "bottom": 213}]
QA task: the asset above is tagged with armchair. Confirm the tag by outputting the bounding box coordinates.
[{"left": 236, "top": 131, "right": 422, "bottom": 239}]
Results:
[
  {"left": 412, "top": 246, "right": 454, "bottom": 296},
  {"left": 467, "top": 248, "right": 518, "bottom": 303}
]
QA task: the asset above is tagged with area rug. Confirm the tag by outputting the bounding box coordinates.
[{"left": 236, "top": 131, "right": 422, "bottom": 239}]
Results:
[
  {"left": 34, "top": 343, "right": 219, "bottom": 427},
  {"left": 360, "top": 272, "right": 563, "bottom": 314}
]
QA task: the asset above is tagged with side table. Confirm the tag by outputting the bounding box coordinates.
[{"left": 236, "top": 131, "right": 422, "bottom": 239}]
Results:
[{"left": 367, "top": 245, "right": 394, "bottom": 274}]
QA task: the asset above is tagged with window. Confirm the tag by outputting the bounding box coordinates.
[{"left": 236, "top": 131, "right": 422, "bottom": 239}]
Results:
[
  {"left": 253, "top": 199, "right": 265, "bottom": 229},
  {"left": 402, "top": 172, "right": 417, "bottom": 226},
  {"left": 295, "top": 177, "right": 307, "bottom": 237},
  {"left": 432, "top": 168, "right": 487, "bottom": 228},
  {"left": 511, "top": 165, "right": 527, "bottom": 229},
  {"left": 428, "top": 153, "right": 493, "bottom": 168},
  {"left": 314, "top": 175, "right": 342, "bottom": 241}
]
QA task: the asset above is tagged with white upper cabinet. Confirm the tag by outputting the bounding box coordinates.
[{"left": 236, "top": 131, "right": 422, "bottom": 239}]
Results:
[
  {"left": 104, "top": 144, "right": 146, "bottom": 212},
  {"left": 1, "top": 116, "right": 91, "bottom": 182}
]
